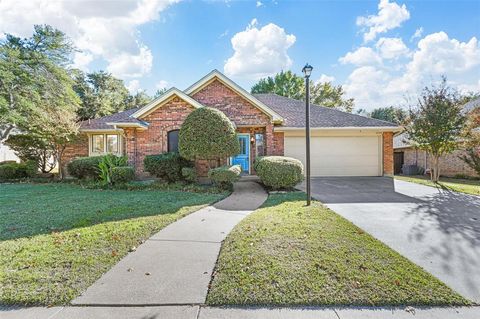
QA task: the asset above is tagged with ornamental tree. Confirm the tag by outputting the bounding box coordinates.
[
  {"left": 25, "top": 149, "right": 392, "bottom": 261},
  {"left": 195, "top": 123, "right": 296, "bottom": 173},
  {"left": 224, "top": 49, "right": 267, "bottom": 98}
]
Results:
[
  {"left": 405, "top": 78, "right": 466, "bottom": 182},
  {"left": 179, "top": 107, "right": 240, "bottom": 168}
]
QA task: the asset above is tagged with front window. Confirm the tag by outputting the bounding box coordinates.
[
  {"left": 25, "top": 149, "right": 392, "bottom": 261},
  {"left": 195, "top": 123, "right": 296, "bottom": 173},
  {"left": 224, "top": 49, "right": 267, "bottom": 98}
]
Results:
[
  {"left": 92, "top": 134, "right": 105, "bottom": 153},
  {"left": 91, "top": 134, "right": 120, "bottom": 154},
  {"left": 106, "top": 135, "right": 118, "bottom": 153},
  {"left": 168, "top": 130, "right": 179, "bottom": 153},
  {"left": 255, "top": 133, "right": 264, "bottom": 156}
]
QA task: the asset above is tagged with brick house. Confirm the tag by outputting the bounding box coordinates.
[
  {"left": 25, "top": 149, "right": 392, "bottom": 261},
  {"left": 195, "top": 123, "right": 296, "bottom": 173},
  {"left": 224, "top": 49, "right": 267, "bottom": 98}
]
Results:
[{"left": 64, "top": 70, "right": 401, "bottom": 177}]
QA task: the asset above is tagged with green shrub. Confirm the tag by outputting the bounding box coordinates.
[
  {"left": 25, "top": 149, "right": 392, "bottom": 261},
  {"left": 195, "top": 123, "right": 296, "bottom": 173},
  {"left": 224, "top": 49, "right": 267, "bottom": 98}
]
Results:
[
  {"left": 255, "top": 156, "right": 304, "bottom": 189},
  {"left": 181, "top": 167, "right": 197, "bottom": 183},
  {"left": 67, "top": 156, "right": 103, "bottom": 180},
  {"left": 144, "top": 152, "right": 192, "bottom": 182},
  {"left": 0, "top": 160, "right": 17, "bottom": 166},
  {"left": 111, "top": 166, "right": 135, "bottom": 184},
  {"left": 179, "top": 107, "right": 240, "bottom": 161},
  {"left": 0, "top": 160, "right": 37, "bottom": 180},
  {"left": 98, "top": 154, "right": 128, "bottom": 185},
  {"left": 208, "top": 165, "right": 241, "bottom": 189}
]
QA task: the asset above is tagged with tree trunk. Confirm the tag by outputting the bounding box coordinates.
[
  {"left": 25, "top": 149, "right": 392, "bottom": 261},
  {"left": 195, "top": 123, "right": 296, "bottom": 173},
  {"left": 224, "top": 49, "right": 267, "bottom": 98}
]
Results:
[
  {"left": 57, "top": 145, "right": 66, "bottom": 180},
  {"left": 431, "top": 155, "right": 440, "bottom": 182}
]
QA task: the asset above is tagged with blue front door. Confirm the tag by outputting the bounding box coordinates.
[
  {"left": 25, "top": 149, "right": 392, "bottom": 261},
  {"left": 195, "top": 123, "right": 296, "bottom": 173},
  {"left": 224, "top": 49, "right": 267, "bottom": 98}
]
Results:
[{"left": 231, "top": 134, "right": 250, "bottom": 173}]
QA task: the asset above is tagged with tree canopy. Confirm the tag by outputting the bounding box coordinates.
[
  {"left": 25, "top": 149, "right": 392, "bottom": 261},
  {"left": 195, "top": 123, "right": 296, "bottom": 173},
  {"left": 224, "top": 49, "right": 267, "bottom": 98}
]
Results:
[
  {"left": 251, "top": 71, "right": 355, "bottom": 112},
  {"left": 405, "top": 78, "right": 466, "bottom": 181},
  {"left": 370, "top": 106, "right": 408, "bottom": 124}
]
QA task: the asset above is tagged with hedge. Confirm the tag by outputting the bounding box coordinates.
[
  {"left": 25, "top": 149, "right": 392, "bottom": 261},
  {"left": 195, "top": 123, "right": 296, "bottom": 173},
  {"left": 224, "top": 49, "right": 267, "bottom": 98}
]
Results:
[
  {"left": 208, "top": 165, "right": 241, "bottom": 189},
  {"left": 255, "top": 156, "right": 304, "bottom": 189},
  {"left": 144, "top": 152, "right": 192, "bottom": 182},
  {"left": 0, "top": 161, "right": 37, "bottom": 180},
  {"left": 179, "top": 107, "right": 239, "bottom": 161},
  {"left": 111, "top": 166, "right": 135, "bottom": 184},
  {"left": 181, "top": 167, "right": 197, "bottom": 183},
  {"left": 67, "top": 156, "right": 104, "bottom": 180}
]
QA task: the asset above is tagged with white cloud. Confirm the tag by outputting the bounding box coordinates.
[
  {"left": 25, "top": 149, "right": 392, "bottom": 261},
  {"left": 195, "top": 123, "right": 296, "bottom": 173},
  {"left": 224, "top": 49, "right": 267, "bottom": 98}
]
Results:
[
  {"left": 357, "top": 0, "right": 410, "bottom": 42},
  {"left": 339, "top": 47, "right": 382, "bottom": 66},
  {"left": 256, "top": 1, "right": 263, "bottom": 7},
  {"left": 219, "top": 29, "right": 229, "bottom": 39},
  {"left": 376, "top": 37, "right": 409, "bottom": 59},
  {"left": 316, "top": 74, "right": 335, "bottom": 84},
  {"left": 126, "top": 80, "right": 141, "bottom": 94},
  {"left": 224, "top": 19, "right": 296, "bottom": 79},
  {"left": 410, "top": 27, "right": 424, "bottom": 41},
  {"left": 0, "top": 0, "right": 179, "bottom": 79},
  {"left": 106, "top": 46, "right": 153, "bottom": 78},
  {"left": 156, "top": 80, "right": 169, "bottom": 90},
  {"left": 72, "top": 51, "right": 94, "bottom": 71},
  {"left": 343, "top": 32, "right": 480, "bottom": 110}
]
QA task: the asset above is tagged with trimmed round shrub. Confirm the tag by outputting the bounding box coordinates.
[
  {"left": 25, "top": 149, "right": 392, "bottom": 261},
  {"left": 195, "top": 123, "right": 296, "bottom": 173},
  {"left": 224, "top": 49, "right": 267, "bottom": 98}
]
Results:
[
  {"left": 144, "top": 152, "right": 192, "bottom": 182},
  {"left": 255, "top": 156, "right": 304, "bottom": 189},
  {"left": 208, "top": 165, "right": 241, "bottom": 189},
  {"left": 0, "top": 160, "right": 37, "bottom": 180},
  {"left": 111, "top": 166, "right": 135, "bottom": 184},
  {"left": 179, "top": 107, "right": 240, "bottom": 161},
  {"left": 181, "top": 167, "right": 197, "bottom": 183},
  {"left": 67, "top": 156, "right": 103, "bottom": 180}
]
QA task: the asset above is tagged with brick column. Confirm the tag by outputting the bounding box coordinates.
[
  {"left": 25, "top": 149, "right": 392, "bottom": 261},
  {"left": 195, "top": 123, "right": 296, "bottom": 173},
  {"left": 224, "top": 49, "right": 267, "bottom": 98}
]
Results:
[
  {"left": 383, "top": 132, "right": 394, "bottom": 176},
  {"left": 265, "top": 123, "right": 275, "bottom": 155}
]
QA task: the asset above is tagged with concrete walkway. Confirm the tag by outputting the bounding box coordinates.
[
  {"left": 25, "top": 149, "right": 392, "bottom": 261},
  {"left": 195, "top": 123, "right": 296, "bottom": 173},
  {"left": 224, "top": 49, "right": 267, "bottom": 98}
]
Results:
[
  {"left": 71, "top": 181, "right": 267, "bottom": 306},
  {"left": 302, "top": 177, "right": 480, "bottom": 303},
  {"left": 2, "top": 305, "right": 480, "bottom": 319}
]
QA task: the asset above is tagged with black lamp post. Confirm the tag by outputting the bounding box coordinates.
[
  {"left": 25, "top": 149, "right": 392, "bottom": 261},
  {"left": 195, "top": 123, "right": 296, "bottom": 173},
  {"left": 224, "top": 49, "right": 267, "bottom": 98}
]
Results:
[{"left": 302, "top": 63, "right": 313, "bottom": 206}]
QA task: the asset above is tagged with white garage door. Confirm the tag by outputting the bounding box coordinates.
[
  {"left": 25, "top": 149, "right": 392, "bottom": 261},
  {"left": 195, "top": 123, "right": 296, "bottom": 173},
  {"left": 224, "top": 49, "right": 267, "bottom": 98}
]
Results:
[{"left": 284, "top": 136, "right": 381, "bottom": 176}]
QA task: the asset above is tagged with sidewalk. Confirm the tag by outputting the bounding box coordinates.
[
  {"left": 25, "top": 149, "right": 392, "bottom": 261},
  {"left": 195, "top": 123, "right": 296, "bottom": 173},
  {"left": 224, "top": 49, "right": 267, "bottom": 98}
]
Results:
[{"left": 2, "top": 305, "right": 479, "bottom": 319}]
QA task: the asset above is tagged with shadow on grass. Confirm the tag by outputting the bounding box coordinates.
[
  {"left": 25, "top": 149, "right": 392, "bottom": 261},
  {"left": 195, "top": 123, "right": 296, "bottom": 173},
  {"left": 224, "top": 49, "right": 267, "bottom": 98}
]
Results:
[{"left": 0, "top": 183, "right": 226, "bottom": 241}]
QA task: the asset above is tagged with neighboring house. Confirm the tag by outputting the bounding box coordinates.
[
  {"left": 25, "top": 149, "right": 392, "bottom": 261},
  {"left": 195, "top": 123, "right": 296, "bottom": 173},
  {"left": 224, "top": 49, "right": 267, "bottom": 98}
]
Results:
[
  {"left": 394, "top": 97, "right": 480, "bottom": 177},
  {"left": 0, "top": 142, "right": 20, "bottom": 163},
  {"left": 64, "top": 70, "right": 401, "bottom": 177}
]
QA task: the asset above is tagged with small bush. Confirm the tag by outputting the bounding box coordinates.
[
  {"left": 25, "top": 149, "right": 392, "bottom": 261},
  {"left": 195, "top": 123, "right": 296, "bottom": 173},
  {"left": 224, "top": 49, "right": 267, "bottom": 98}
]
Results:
[
  {"left": 181, "top": 167, "right": 197, "bottom": 183},
  {"left": 111, "top": 166, "right": 135, "bottom": 184},
  {"left": 0, "top": 160, "right": 37, "bottom": 180},
  {"left": 208, "top": 165, "right": 241, "bottom": 189},
  {"left": 98, "top": 154, "right": 128, "bottom": 185},
  {"left": 67, "top": 156, "right": 104, "bottom": 180},
  {"left": 255, "top": 156, "right": 304, "bottom": 189},
  {"left": 144, "top": 152, "right": 192, "bottom": 182},
  {"left": 0, "top": 160, "right": 17, "bottom": 166}
]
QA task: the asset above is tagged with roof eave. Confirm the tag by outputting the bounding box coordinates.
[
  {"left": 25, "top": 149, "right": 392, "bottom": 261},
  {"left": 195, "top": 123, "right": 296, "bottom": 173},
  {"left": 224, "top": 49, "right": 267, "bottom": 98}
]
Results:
[{"left": 274, "top": 126, "right": 403, "bottom": 132}]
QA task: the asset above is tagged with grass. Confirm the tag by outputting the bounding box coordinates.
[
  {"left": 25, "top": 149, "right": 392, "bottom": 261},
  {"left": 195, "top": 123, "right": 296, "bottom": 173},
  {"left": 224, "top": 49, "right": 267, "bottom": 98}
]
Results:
[
  {"left": 395, "top": 175, "right": 480, "bottom": 196},
  {"left": 0, "top": 183, "right": 227, "bottom": 305},
  {"left": 207, "top": 192, "right": 469, "bottom": 306}
]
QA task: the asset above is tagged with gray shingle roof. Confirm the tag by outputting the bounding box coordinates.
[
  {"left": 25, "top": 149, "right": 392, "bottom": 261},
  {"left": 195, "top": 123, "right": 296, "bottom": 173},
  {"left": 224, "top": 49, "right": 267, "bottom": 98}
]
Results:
[
  {"left": 393, "top": 132, "right": 411, "bottom": 149},
  {"left": 463, "top": 97, "right": 480, "bottom": 113},
  {"left": 80, "top": 107, "right": 141, "bottom": 130},
  {"left": 253, "top": 93, "right": 399, "bottom": 128}
]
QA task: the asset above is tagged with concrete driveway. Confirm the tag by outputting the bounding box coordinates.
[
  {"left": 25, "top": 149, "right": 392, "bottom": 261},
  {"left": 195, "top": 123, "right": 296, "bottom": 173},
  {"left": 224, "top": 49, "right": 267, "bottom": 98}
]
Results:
[{"left": 300, "top": 177, "right": 480, "bottom": 303}]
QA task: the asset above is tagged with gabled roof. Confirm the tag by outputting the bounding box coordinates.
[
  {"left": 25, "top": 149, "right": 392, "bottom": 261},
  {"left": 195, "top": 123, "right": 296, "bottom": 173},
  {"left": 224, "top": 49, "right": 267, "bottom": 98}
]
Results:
[
  {"left": 254, "top": 93, "right": 401, "bottom": 130},
  {"left": 132, "top": 87, "right": 204, "bottom": 119},
  {"left": 463, "top": 97, "right": 480, "bottom": 113},
  {"left": 184, "top": 69, "right": 284, "bottom": 123}
]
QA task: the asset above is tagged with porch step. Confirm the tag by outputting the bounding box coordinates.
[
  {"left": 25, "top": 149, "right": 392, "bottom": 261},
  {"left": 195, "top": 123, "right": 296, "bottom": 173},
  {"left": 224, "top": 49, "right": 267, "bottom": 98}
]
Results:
[{"left": 239, "top": 175, "right": 260, "bottom": 182}]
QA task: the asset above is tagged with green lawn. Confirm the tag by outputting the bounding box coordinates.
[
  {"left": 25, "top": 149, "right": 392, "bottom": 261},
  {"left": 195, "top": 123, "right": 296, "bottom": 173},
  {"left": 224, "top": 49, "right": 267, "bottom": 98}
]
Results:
[
  {"left": 207, "top": 192, "right": 469, "bottom": 306},
  {"left": 0, "top": 183, "right": 227, "bottom": 306},
  {"left": 395, "top": 175, "right": 480, "bottom": 196}
]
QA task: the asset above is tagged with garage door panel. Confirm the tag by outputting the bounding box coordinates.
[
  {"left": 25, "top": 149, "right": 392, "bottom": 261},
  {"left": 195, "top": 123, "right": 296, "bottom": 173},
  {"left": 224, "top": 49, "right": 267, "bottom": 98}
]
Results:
[{"left": 284, "top": 136, "right": 381, "bottom": 177}]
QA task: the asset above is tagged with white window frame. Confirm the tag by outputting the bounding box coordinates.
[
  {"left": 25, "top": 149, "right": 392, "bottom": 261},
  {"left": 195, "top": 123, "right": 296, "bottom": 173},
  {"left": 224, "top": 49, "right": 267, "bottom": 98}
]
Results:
[{"left": 89, "top": 133, "right": 123, "bottom": 156}]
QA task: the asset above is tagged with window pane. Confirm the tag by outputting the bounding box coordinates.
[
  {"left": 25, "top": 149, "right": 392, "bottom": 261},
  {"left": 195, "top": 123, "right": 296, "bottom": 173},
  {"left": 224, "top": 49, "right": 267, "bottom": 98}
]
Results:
[
  {"left": 239, "top": 138, "right": 247, "bottom": 155},
  {"left": 106, "top": 135, "right": 118, "bottom": 153},
  {"left": 168, "top": 130, "right": 179, "bottom": 153},
  {"left": 92, "top": 135, "right": 104, "bottom": 153},
  {"left": 255, "top": 133, "right": 264, "bottom": 156}
]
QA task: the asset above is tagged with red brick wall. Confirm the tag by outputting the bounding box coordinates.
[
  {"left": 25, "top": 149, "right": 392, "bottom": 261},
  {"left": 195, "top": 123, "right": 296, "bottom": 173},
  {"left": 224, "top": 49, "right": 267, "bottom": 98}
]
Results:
[
  {"left": 131, "top": 96, "right": 195, "bottom": 175},
  {"left": 401, "top": 148, "right": 478, "bottom": 177},
  {"left": 383, "top": 132, "right": 394, "bottom": 176},
  {"left": 272, "top": 132, "right": 284, "bottom": 156},
  {"left": 63, "top": 134, "right": 89, "bottom": 175}
]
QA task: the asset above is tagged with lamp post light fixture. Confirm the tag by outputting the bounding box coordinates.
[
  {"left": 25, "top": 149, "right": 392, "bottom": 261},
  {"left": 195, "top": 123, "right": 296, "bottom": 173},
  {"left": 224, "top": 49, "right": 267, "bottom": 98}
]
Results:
[{"left": 302, "top": 63, "right": 313, "bottom": 206}]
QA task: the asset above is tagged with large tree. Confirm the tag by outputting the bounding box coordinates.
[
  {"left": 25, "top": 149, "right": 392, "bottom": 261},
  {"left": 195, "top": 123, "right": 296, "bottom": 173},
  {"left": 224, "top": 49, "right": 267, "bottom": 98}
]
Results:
[
  {"left": 405, "top": 78, "right": 466, "bottom": 182},
  {"left": 370, "top": 106, "right": 408, "bottom": 124},
  {"left": 459, "top": 104, "right": 480, "bottom": 176},
  {"left": 73, "top": 70, "right": 131, "bottom": 120},
  {"left": 1, "top": 25, "right": 80, "bottom": 177},
  {"left": 251, "top": 71, "right": 355, "bottom": 112}
]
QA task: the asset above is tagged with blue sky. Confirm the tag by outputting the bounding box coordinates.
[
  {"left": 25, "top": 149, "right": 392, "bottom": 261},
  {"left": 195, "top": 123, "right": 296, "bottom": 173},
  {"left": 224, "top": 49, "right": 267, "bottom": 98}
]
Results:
[{"left": 1, "top": 0, "right": 479, "bottom": 110}]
